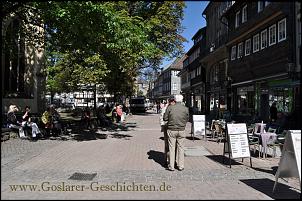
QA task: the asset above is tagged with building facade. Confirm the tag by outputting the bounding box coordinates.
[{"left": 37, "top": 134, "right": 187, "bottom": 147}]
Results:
[
  {"left": 2, "top": 14, "right": 46, "bottom": 114},
  {"left": 201, "top": 2, "right": 232, "bottom": 119},
  {"left": 151, "top": 55, "right": 185, "bottom": 102},
  {"left": 181, "top": 28, "right": 207, "bottom": 114},
  {"left": 222, "top": 1, "right": 300, "bottom": 126}
]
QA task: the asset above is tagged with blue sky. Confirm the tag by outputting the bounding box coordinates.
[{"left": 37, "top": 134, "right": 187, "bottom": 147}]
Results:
[{"left": 161, "top": 1, "right": 208, "bottom": 69}]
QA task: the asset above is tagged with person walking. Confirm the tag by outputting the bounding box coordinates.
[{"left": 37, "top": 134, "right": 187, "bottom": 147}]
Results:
[
  {"left": 163, "top": 94, "right": 189, "bottom": 171},
  {"left": 156, "top": 101, "right": 161, "bottom": 114}
]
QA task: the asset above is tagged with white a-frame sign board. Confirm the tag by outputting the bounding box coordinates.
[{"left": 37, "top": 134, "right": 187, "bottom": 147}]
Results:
[
  {"left": 223, "top": 123, "right": 252, "bottom": 168},
  {"left": 273, "top": 130, "right": 301, "bottom": 193},
  {"left": 193, "top": 115, "right": 206, "bottom": 138}
]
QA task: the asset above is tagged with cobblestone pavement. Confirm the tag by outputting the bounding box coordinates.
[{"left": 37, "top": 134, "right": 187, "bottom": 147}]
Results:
[{"left": 1, "top": 111, "right": 300, "bottom": 200}]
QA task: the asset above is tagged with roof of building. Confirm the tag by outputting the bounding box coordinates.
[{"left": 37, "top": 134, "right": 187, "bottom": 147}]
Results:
[{"left": 168, "top": 54, "right": 187, "bottom": 70}]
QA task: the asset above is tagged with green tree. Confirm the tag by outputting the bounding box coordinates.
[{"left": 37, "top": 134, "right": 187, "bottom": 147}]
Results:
[{"left": 2, "top": 1, "right": 186, "bottom": 101}]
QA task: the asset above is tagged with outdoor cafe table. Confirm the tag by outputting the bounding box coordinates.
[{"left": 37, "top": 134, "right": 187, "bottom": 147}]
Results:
[{"left": 254, "top": 130, "right": 278, "bottom": 159}]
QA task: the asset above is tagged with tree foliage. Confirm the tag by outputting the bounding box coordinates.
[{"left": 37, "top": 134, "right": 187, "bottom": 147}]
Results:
[{"left": 2, "top": 1, "right": 186, "bottom": 97}]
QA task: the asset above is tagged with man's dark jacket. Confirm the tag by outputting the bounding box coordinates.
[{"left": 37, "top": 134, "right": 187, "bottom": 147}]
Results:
[{"left": 163, "top": 103, "right": 189, "bottom": 131}]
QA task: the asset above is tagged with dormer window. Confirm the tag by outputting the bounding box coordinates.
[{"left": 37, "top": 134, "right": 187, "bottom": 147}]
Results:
[
  {"left": 242, "top": 5, "right": 247, "bottom": 23},
  {"left": 258, "top": 1, "right": 264, "bottom": 13}
]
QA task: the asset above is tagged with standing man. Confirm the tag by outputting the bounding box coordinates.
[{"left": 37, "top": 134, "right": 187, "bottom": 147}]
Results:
[
  {"left": 270, "top": 102, "right": 278, "bottom": 122},
  {"left": 163, "top": 94, "right": 189, "bottom": 171}
]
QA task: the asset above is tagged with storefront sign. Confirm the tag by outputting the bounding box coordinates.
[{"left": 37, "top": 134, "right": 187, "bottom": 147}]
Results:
[
  {"left": 193, "top": 115, "right": 205, "bottom": 136},
  {"left": 273, "top": 130, "right": 301, "bottom": 192}
]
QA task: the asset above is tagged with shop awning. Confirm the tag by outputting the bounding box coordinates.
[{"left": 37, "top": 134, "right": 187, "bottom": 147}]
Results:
[{"left": 268, "top": 79, "right": 300, "bottom": 88}]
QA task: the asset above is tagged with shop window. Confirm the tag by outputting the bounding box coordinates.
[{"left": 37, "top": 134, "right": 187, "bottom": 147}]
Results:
[
  {"left": 237, "top": 86, "right": 255, "bottom": 114},
  {"left": 269, "top": 88, "right": 292, "bottom": 113}
]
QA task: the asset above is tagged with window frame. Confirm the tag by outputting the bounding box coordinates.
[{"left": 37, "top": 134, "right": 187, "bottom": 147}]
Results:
[
  {"left": 231, "top": 45, "right": 237, "bottom": 60},
  {"left": 269, "top": 24, "right": 276, "bottom": 46},
  {"left": 242, "top": 5, "right": 247, "bottom": 23},
  {"left": 258, "top": 1, "right": 264, "bottom": 13},
  {"left": 265, "top": 1, "right": 270, "bottom": 6},
  {"left": 237, "top": 42, "right": 243, "bottom": 59},
  {"left": 278, "top": 18, "right": 287, "bottom": 42},
  {"left": 261, "top": 29, "right": 267, "bottom": 50},
  {"left": 235, "top": 11, "right": 240, "bottom": 28},
  {"left": 253, "top": 34, "right": 260, "bottom": 53},
  {"left": 172, "top": 83, "right": 177, "bottom": 90},
  {"left": 245, "top": 39, "right": 251, "bottom": 56}
]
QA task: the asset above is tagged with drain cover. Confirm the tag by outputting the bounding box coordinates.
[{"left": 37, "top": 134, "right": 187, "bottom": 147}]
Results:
[{"left": 68, "top": 172, "right": 97, "bottom": 181}]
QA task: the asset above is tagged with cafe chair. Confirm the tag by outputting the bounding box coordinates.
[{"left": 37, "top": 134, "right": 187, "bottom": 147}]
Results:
[
  {"left": 265, "top": 131, "right": 286, "bottom": 158},
  {"left": 247, "top": 124, "right": 255, "bottom": 134},
  {"left": 248, "top": 134, "right": 261, "bottom": 158},
  {"left": 267, "top": 127, "right": 277, "bottom": 133}
]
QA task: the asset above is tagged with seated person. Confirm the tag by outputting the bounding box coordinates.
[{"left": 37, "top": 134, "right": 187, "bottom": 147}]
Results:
[
  {"left": 97, "top": 106, "right": 111, "bottom": 127},
  {"left": 41, "top": 105, "right": 62, "bottom": 136},
  {"left": 22, "top": 106, "right": 41, "bottom": 140},
  {"left": 7, "top": 105, "right": 26, "bottom": 138},
  {"left": 82, "top": 107, "right": 91, "bottom": 129},
  {"left": 51, "top": 106, "right": 62, "bottom": 135}
]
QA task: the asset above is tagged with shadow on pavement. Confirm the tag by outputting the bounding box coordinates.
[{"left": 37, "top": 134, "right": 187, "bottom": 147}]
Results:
[
  {"left": 147, "top": 150, "right": 166, "bottom": 168},
  {"left": 72, "top": 130, "right": 108, "bottom": 141},
  {"left": 186, "top": 136, "right": 202, "bottom": 141},
  {"left": 109, "top": 133, "right": 132, "bottom": 140},
  {"left": 240, "top": 178, "right": 301, "bottom": 199},
  {"left": 251, "top": 166, "right": 278, "bottom": 176},
  {"left": 206, "top": 155, "right": 242, "bottom": 166}
]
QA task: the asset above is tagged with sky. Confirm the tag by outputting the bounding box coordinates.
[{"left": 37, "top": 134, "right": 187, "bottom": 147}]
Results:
[{"left": 161, "top": 1, "right": 208, "bottom": 69}]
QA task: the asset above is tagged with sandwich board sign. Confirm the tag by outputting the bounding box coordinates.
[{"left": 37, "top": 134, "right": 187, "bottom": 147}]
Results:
[
  {"left": 192, "top": 115, "right": 205, "bottom": 140},
  {"left": 273, "top": 130, "right": 301, "bottom": 192},
  {"left": 223, "top": 123, "right": 252, "bottom": 168}
]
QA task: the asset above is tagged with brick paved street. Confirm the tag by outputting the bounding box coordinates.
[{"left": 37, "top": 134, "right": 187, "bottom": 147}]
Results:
[{"left": 1, "top": 111, "right": 300, "bottom": 200}]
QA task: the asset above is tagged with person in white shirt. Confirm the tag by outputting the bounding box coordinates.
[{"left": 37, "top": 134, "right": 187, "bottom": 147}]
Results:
[{"left": 159, "top": 97, "right": 176, "bottom": 167}]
